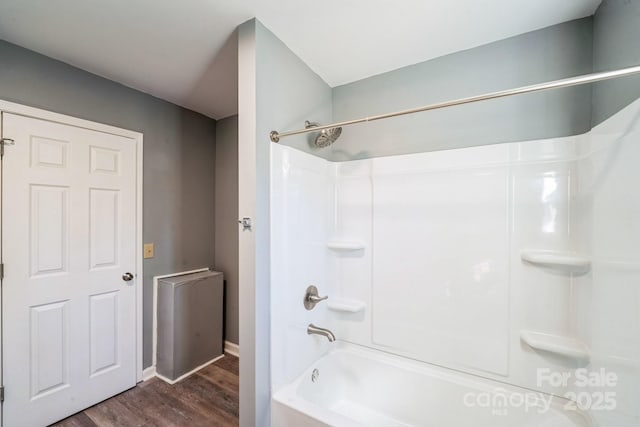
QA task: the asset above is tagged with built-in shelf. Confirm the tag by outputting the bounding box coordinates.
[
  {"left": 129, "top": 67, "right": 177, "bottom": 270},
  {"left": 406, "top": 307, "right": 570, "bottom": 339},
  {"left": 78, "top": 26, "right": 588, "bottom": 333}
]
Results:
[
  {"left": 521, "top": 250, "right": 591, "bottom": 273},
  {"left": 327, "top": 298, "right": 366, "bottom": 313},
  {"left": 520, "top": 330, "right": 590, "bottom": 362},
  {"left": 327, "top": 241, "right": 365, "bottom": 251}
]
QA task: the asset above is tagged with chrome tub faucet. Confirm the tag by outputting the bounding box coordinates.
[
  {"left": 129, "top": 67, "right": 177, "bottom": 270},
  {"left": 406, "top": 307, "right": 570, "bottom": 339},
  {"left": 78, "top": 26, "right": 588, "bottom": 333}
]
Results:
[{"left": 307, "top": 324, "right": 336, "bottom": 342}]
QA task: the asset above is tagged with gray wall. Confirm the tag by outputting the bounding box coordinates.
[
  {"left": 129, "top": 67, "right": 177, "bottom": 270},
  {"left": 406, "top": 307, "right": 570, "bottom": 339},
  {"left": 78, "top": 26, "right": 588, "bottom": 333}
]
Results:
[
  {"left": 0, "top": 40, "right": 217, "bottom": 369},
  {"left": 592, "top": 0, "right": 640, "bottom": 126},
  {"left": 214, "top": 115, "right": 239, "bottom": 345},
  {"left": 237, "top": 19, "right": 333, "bottom": 427},
  {"left": 331, "top": 18, "right": 593, "bottom": 160}
]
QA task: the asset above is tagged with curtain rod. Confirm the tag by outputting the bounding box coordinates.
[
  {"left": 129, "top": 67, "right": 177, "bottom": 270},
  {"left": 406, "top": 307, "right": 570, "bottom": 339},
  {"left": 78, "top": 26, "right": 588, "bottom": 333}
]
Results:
[{"left": 269, "top": 65, "right": 640, "bottom": 143}]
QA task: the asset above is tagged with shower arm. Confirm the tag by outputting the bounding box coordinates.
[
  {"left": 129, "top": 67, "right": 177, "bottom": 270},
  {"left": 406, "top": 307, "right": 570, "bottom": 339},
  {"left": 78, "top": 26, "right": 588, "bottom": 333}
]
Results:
[{"left": 269, "top": 64, "right": 640, "bottom": 143}]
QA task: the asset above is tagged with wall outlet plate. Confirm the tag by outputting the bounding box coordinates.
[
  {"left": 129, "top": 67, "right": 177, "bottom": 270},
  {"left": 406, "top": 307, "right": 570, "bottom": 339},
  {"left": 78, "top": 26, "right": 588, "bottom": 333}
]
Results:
[{"left": 143, "top": 243, "right": 154, "bottom": 259}]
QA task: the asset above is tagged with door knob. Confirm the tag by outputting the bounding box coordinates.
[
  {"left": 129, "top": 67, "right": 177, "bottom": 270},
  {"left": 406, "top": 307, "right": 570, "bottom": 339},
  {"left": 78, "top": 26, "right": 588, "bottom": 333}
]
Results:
[{"left": 122, "top": 272, "right": 134, "bottom": 282}]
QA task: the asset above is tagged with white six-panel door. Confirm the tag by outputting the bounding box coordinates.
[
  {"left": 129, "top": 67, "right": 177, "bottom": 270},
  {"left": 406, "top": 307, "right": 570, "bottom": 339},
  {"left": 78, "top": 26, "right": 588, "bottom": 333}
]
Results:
[{"left": 2, "top": 112, "right": 138, "bottom": 426}]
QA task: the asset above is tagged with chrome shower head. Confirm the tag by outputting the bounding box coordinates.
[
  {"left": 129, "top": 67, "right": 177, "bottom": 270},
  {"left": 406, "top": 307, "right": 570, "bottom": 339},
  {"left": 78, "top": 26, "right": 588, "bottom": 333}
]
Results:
[{"left": 305, "top": 121, "right": 342, "bottom": 148}]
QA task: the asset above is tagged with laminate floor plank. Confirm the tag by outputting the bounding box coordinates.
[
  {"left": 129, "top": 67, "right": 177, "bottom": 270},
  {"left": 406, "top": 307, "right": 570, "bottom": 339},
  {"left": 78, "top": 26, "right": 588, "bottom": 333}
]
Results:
[
  {"left": 113, "top": 381, "right": 196, "bottom": 427},
  {"left": 140, "top": 377, "right": 235, "bottom": 426},
  {"left": 84, "top": 395, "right": 149, "bottom": 427},
  {"left": 211, "top": 354, "right": 239, "bottom": 376},
  {"left": 50, "top": 354, "right": 239, "bottom": 427},
  {"left": 53, "top": 412, "right": 99, "bottom": 427},
  {"left": 190, "top": 373, "right": 239, "bottom": 419},
  {"left": 197, "top": 364, "right": 240, "bottom": 398},
  {"left": 153, "top": 374, "right": 238, "bottom": 424},
  {"left": 109, "top": 386, "right": 167, "bottom": 426}
]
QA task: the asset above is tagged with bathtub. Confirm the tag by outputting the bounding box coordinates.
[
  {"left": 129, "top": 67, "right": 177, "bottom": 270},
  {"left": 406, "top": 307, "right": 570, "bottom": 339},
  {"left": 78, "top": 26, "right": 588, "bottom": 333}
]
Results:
[{"left": 272, "top": 343, "right": 592, "bottom": 427}]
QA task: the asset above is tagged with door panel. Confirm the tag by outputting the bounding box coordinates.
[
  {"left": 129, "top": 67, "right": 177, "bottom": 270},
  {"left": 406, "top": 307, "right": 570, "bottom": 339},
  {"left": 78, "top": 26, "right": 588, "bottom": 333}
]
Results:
[
  {"left": 29, "top": 300, "right": 70, "bottom": 399},
  {"left": 89, "top": 291, "right": 120, "bottom": 376},
  {"left": 2, "top": 113, "right": 138, "bottom": 427},
  {"left": 30, "top": 136, "right": 69, "bottom": 169},
  {"left": 30, "top": 184, "right": 69, "bottom": 276},
  {"left": 90, "top": 188, "right": 120, "bottom": 269}
]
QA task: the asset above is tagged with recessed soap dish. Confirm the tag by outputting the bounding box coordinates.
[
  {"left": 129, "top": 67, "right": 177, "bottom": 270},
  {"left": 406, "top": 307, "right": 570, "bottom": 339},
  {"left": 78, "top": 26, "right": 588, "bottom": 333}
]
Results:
[
  {"left": 327, "top": 241, "right": 365, "bottom": 251},
  {"left": 520, "top": 330, "right": 590, "bottom": 362},
  {"left": 521, "top": 250, "right": 590, "bottom": 273},
  {"left": 327, "top": 298, "right": 366, "bottom": 313}
]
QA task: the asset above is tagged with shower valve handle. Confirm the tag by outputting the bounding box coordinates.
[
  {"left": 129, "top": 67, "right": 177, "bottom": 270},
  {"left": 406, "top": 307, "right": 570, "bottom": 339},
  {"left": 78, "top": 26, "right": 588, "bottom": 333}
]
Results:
[
  {"left": 304, "top": 285, "right": 328, "bottom": 310},
  {"left": 308, "top": 294, "right": 328, "bottom": 303}
]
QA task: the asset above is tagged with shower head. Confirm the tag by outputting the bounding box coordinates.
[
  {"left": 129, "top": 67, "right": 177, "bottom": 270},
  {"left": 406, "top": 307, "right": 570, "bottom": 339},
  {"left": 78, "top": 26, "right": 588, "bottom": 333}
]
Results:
[{"left": 305, "top": 121, "right": 342, "bottom": 148}]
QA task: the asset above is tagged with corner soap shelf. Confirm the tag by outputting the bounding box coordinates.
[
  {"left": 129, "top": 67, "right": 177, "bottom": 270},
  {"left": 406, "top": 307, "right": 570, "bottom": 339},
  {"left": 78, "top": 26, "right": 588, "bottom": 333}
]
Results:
[
  {"left": 327, "top": 298, "right": 366, "bottom": 313},
  {"left": 520, "top": 330, "right": 590, "bottom": 362},
  {"left": 327, "top": 241, "right": 365, "bottom": 251},
  {"left": 521, "top": 250, "right": 591, "bottom": 273}
]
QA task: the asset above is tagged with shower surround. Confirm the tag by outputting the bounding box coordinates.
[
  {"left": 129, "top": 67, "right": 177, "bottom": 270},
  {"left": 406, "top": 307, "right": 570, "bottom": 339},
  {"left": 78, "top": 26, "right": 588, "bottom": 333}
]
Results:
[{"left": 270, "top": 99, "right": 640, "bottom": 426}]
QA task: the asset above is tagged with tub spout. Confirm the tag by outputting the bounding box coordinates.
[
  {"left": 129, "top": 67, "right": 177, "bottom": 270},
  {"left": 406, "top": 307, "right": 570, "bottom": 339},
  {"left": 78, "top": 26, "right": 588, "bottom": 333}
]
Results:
[{"left": 307, "top": 323, "right": 336, "bottom": 342}]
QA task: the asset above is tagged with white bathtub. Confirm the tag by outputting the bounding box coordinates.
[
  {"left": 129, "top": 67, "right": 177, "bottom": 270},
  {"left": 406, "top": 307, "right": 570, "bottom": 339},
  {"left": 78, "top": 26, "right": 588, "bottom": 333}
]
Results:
[{"left": 272, "top": 343, "right": 592, "bottom": 427}]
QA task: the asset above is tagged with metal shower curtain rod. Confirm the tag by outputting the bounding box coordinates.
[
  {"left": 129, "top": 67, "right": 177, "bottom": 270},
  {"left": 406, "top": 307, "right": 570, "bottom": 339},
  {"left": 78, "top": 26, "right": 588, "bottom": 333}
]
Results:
[{"left": 269, "top": 65, "right": 640, "bottom": 143}]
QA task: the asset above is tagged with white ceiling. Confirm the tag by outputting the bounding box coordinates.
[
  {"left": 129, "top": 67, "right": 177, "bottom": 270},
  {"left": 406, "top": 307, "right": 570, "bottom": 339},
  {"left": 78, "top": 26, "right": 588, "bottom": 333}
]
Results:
[{"left": 0, "top": 0, "right": 601, "bottom": 120}]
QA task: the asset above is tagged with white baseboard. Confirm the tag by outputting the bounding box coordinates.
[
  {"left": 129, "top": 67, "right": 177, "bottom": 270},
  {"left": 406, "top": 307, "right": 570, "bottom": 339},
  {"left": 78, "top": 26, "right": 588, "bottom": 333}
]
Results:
[
  {"left": 225, "top": 340, "right": 240, "bottom": 358},
  {"left": 144, "top": 346, "right": 236, "bottom": 383},
  {"left": 141, "top": 344, "right": 233, "bottom": 384},
  {"left": 142, "top": 366, "right": 157, "bottom": 381},
  {"left": 156, "top": 354, "right": 225, "bottom": 385}
]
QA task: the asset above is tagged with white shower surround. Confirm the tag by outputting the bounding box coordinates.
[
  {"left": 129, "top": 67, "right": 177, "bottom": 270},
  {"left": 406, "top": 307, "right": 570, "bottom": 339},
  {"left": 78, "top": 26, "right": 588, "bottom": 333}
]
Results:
[{"left": 270, "top": 99, "right": 640, "bottom": 426}]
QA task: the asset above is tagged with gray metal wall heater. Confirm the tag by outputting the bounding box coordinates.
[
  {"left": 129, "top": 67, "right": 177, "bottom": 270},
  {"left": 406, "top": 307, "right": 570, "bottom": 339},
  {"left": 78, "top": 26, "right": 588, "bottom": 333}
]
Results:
[{"left": 156, "top": 270, "right": 224, "bottom": 382}]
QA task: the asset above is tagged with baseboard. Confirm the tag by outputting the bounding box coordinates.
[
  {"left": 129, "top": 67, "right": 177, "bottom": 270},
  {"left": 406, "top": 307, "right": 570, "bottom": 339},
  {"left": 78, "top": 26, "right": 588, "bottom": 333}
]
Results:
[
  {"left": 156, "top": 354, "right": 225, "bottom": 385},
  {"left": 144, "top": 343, "right": 237, "bottom": 384},
  {"left": 224, "top": 340, "right": 240, "bottom": 358},
  {"left": 142, "top": 345, "right": 231, "bottom": 384},
  {"left": 142, "top": 366, "right": 157, "bottom": 381}
]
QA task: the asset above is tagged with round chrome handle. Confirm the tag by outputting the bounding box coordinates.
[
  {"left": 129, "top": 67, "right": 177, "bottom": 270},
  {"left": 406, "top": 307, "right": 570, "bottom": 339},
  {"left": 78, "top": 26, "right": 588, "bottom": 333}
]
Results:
[{"left": 122, "top": 272, "right": 134, "bottom": 282}]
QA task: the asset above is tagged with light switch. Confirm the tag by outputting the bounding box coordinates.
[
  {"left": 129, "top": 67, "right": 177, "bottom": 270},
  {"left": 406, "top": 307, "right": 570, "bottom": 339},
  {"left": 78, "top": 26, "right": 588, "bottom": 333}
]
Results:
[{"left": 143, "top": 243, "right": 154, "bottom": 259}]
